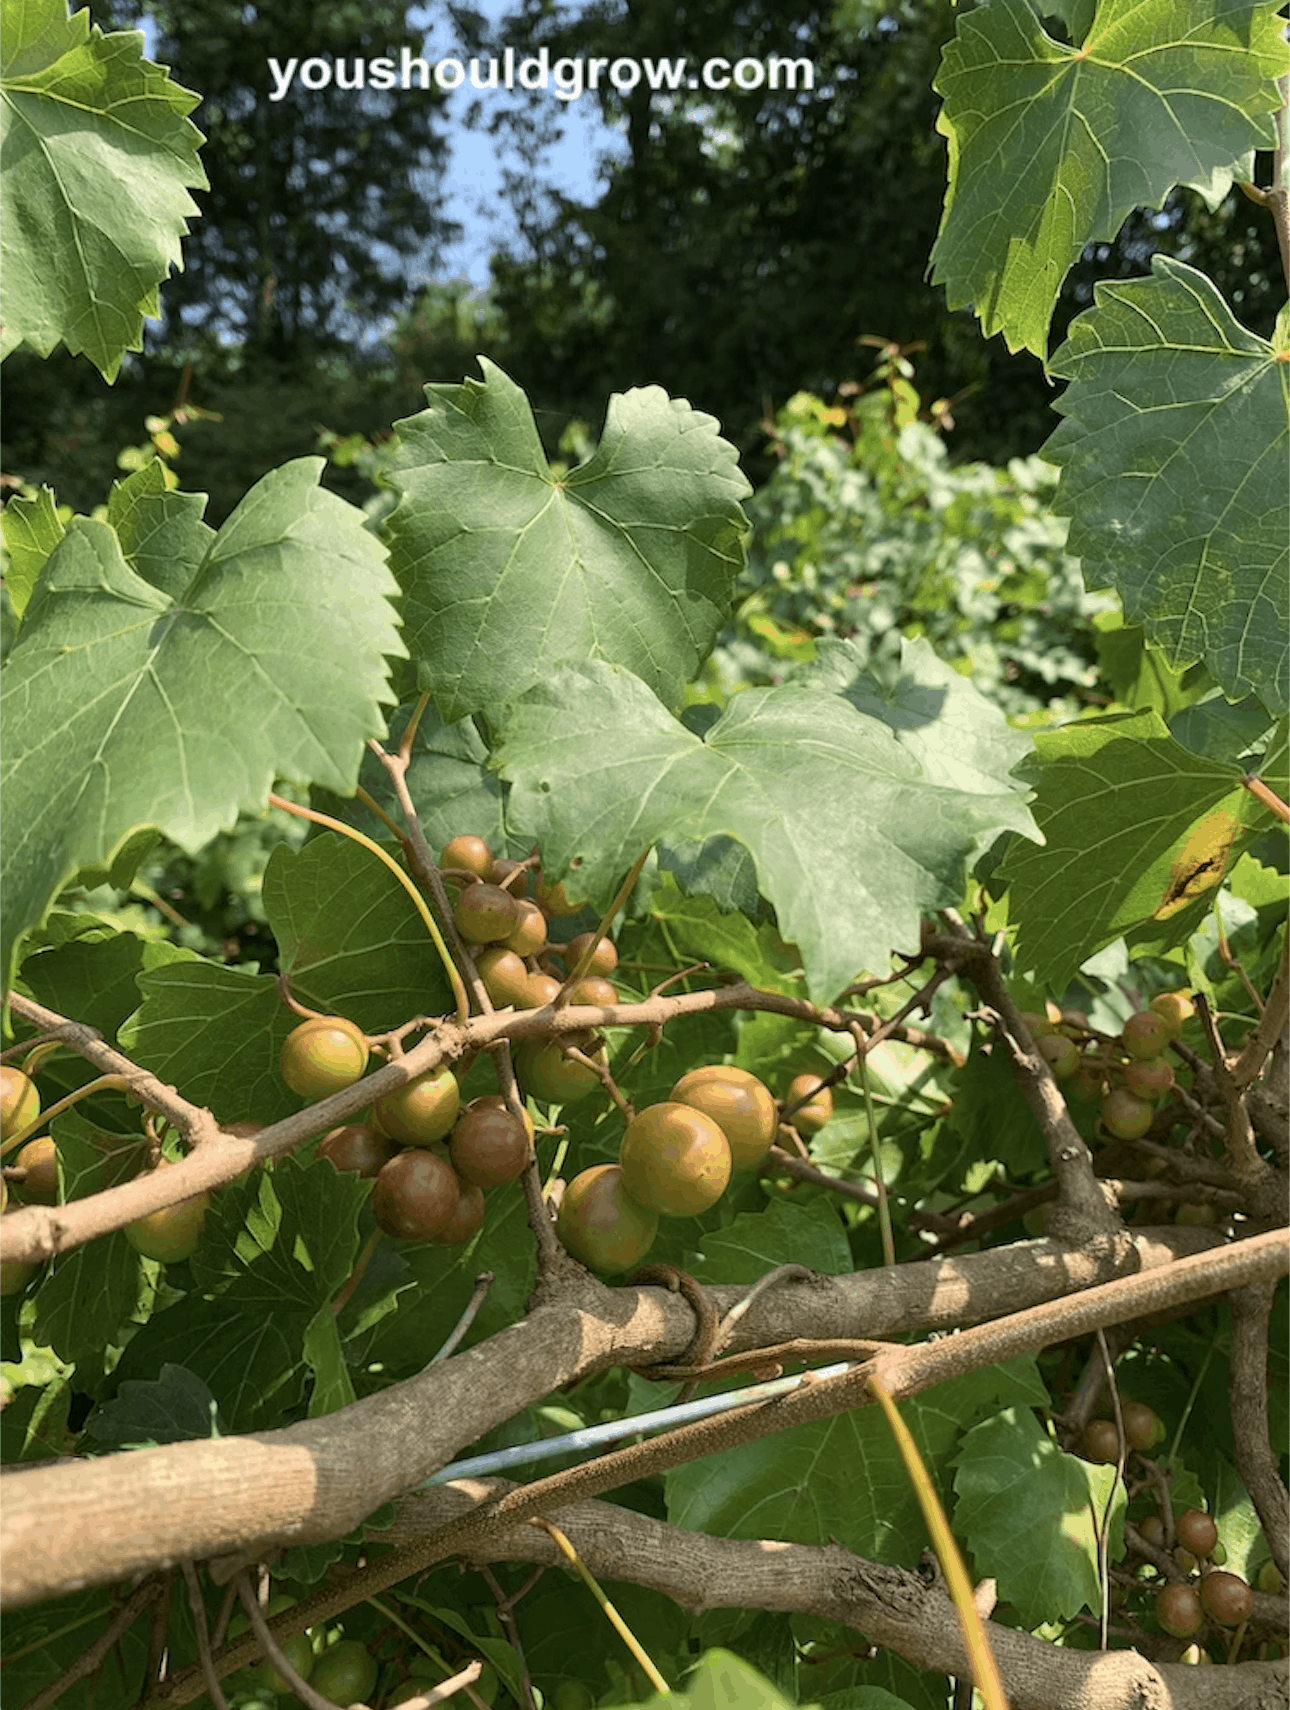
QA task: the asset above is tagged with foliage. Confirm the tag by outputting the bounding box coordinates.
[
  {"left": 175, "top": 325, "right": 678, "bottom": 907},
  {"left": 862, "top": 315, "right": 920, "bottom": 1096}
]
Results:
[
  {"left": 703, "top": 342, "right": 1117, "bottom": 719},
  {"left": 0, "top": 4, "right": 1287, "bottom": 1710}
]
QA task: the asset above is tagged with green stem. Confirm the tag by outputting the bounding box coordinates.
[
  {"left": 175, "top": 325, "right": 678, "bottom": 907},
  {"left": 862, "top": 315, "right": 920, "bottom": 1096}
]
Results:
[
  {"left": 0, "top": 1073, "right": 128, "bottom": 1159},
  {"left": 858, "top": 1052, "right": 896, "bottom": 1267},
  {"left": 266, "top": 793, "right": 469, "bottom": 1025},
  {"left": 554, "top": 848, "right": 652, "bottom": 1008},
  {"left": 536, "top": 1519, "right": 670, "bottom": 1695},
  {"left": 354, "top": 783, "right": 407, "bottom": 842},
  {"left": 869, "top": 1377, "right": 1006, "bottom": 1710}
]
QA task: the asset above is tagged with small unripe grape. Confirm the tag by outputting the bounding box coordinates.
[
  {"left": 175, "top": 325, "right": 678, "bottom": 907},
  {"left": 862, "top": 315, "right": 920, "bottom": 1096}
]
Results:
[
  {"left": 124, "top": 1172, "right": 209, "bottom": 1264},
  {"left": 1037, "top": 1033, "right": 1079, "bottom": 1079},
  {"left": 280, "top": 1016, "right": 369, "bottom": 1100},
  {"left": 374, "top": 1068, "right": 460, "bottom": 1145},
  {"left": 1121, "top": 1009, "right": 1172, "bottom": 1060},
  {"left": 440, "top": 834, "right": 494, "bottom": 880},
  {"left": 502, "top": 898, "right": 547, "bottom": 956},
  {"left": 1123, "top": 1057, "right": 1175, "bottom": 1100},
  {"left": 490, "top": 856, "right": 527, "bottom": 891},
  {"left": 473, "top": 946, "right": 532, "bottom": 1008},
  {"left": 1149, "top": 991, "right": 1195, "bottom": 1036},
  {"left": 13, "top": 1136, "right": 58, "bottom": 1204},
  {"left": 308, "top": 1639, "right": 378, "bottom": 1707},
  {"left": 1081, "top": 1419, "right": 1120, "bottom": 1463},
  {"left": 454, "top": 882, "right": 521, "bottom": 944},
  {"left": 1101, "top": 1087, "right": 1153, "bottom": 1141},
  {"left": 570, "top": 975, "right": 618, "bottom": 1007},
  {"left": 1176, "top": 1509, "right": 1218, "bottom": 1557},
  {"left": 1067, "top": 1060, "right": 1106, "bottom": 1103},
  {"left": 535, "top": 872, "right": 580, "bottom": 917},
  {"left": 0, "top": 1066, "right": 40, "bottom": 1140},
  {"left": 1155, "top": 1583, "right": 1204, "bottom": 1638},
  {"left": 317, "top": 1124, "right": 398, "bottom": 1178},
  {"left": 563, "top": 932, "right": 618, "bottom": 976},
  {"left": 520, "top": 973, "right": 563, "bottom": 1009},
  {"left": 785, "top": 1073, "right": 833, "bottom": 1133},
  {"left": 1256, "top": 1559, "right": 1283, "bottom": 1595},
  {"left": 1174, "top": 1547, "right": 1198, "bottom": 1573},
  {"left": 1177, "top": 1644, "right": 1210, "bottom": 1664},
  {"left": 1139, "top": 1514, "right": 1166, "bottom": 1549},
  {"left": 1199, "top": 1570, "right": 1253, "bottom": 1627},
  {"left": 1018, "top": 1011, "right": 1056, "bottom": 1039},
  {"left": 1122, "top": 1401, "right": 1164, "bottom": 1451}
]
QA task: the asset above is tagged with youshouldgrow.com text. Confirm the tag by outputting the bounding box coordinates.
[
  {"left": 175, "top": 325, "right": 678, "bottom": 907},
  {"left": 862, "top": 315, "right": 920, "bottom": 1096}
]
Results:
[{"left": 266, "top": 47, "right": 815, "bottom": 103}]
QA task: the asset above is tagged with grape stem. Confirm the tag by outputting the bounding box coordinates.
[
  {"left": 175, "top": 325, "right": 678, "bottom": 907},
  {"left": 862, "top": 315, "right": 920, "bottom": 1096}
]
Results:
[
  {"left": 533, "top": 1519, "right": 671, "bottom": 1695},
  {"left": 266, "top": 792, "right": 470, "bottom": 1025}
]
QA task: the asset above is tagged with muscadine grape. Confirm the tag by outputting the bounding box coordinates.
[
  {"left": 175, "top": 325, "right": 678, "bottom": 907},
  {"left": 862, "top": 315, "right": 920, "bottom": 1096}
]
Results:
[
  {"left": 1149, "top": 991, "right": 1195, "bottom": 1036},
  {"left": 1139, "top": 1514, "right": 1166, "bottom": 1549},
  {"left": 619, "top": 1102, "right": 731, "bottom": 1217},
  {"left": 1199, "top": 1570, "right": 1253, "bottom": 1627},
  {"left": 434, "top": 1179, "right": 486, "bottom": 1246},
  {"left": 535, "top": 872, "right": 579, "bottom": 917},
  {"left": 374, "top": 1068, "right": 460, "bottom": 1146},
  {"left": 1156, "top": 1583, "right": 1204, "bottom": 1638},
  {"left": 557, "top": 1163, "right": 657, "bottom": 1274},
  {"left": 124, "top": 1173, "right": 209, "bottom": 1264},
  {"left": 280, "top": 1016, "right": 369, "bottom": 1100},
  {"left": 1018, "top": 1011, "right": 1056, "bottom": 1039},
  {"left": 317, "top": 1124, "right": 398, "bottom": 1178},
  {"left": 1122, "top": 1401, "right": 1164, "bottom": 1451},
  {"left": 670, "top": 1065, "right": 778, "bottom": 1173},
  {"left": 440, "top": 834, "right": 494, "bottom": 880},
  {"left": 1121, "top": 1009, "right": 1172, "bottom": 1060},
  {"left": 449, "top": 1101, "right": 531, "bottom": 1188},
  {"left": 1082, "top": 1419, "right": 1120, "bottom": 1463},
  {"left": 473, "top": 946, "right": 532, "bottom": 1008},
  {"left": 13, "top": 1136, "right": 58, "bottom": 1204},
  {"left": 1123, "top": 1057, "right": 1175, "bottom": 1100},
  {"left": 454, "top": 882, "right": 520, "bottom": 945},
  {"left": 1101, "top": 1088, "right": 1154, "bottom": 1141},
  {"left": 521, "top": 973, "right": 563, "bottom": 1009},
  {"left": 785, "top": 1073, "right": 833, "bottom": 1133},
  {"left": 0, "top": 1253, "right": 36, "bottom": 1296},
  {"left": 1037, "top": 1033, "right": 1079, "bottom": 1079},
  {"left": 308, "top": 1639, "right": 378, "bottom": 1707},
  {"left": 1176, "top": 1509, "right": 1218, "bottom": 1557},
  {"left": 570, "top": 975, "right": 618, "bottom": 1006},
  {"left": 0, "top": 1066, "right": 40, "bottom": 1140},
  {"left": 491, "top": 856, "right": 527, "bottom": 890},
  {"left": 515, "top": 1036, "right": 603, "bottom": 1105},
  {"left": 502, "top": 898, "right": 547, "bottom": 956},
  {"left": 563, "top": 932, "right": 618, "bottom": 976},
  {"left": 371, "top": 1148, "right": 459, "bottom": 1241}
]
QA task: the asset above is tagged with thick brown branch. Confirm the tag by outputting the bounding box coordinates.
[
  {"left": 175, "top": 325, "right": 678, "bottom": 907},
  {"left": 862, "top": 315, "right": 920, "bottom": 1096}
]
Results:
[{"left": 1230, "top": 1279, "right": 1290, "bottom": 1579}]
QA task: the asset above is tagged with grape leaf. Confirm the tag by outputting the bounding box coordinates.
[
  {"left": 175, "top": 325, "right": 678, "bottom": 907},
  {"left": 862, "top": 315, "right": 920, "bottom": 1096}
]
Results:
[
  {"left": 999, "top": 709, "right": 1256, "bottom": 992},
  {"left": 648, "top": 878, "right": 801, "bottom": 995},
  {"left": 263, "top": 834, "right": 453, "bottom": 1030},
  {"left": 665, "top": 1359, "right": 1046, "bottom": 1564},
  {"left": 82, "top": 1364, "right": 226, "bottom": 1449},
  {"left": 603, "top": 1650, "right": 808, "bottom": 1710},
  {"left": 0, "top": 486, "right": 64, "bottom": 620},
  {"left": 952, "top": 1406, "right": 1125, "bottom": 1627},
  {"left": 690, "top": 1197, "right": 852, "bottom": 1284},
  {"left": 942, "top": 1037, "right": 1048, "bottom": 1181},
  {"left": 931, "top": 0, "right": 1285, "bottom": 356},
  {"left": 0, "top": 0, "right": 207, "bottom": 378},
  {"left": 1, "top": 459, "right": 403, "bottom": 991},
  {"left": 1045, "top": 259, "right": 1289, "bottom": 712},
  {"left": 385, "top": 360, "right": 751, "bottom": 722},
  {"left": 120, "top": 957, "right": 301, "bottom": 1126},
  {"left": 497, "top": 656, "right": 1037, "bottom": 1002}
]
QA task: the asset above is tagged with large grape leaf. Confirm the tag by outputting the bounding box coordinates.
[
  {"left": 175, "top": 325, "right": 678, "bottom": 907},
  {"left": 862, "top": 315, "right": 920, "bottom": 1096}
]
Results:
[
  {"left": 930, "top": 0, "right": 1285, "bottom": 356},
  {"left": 665, "top": 1359, "right": 1046, "bottom": 1563},
  {"left": 1044, "top": 259, "right": 1289, "bottom": 713},
  {"left": 496, "top": 651, "right": 1038, "bottom": 1003},
  {"left": 952, "top": 1406, "right": 1125, "bottom": 1628},
  {"left": 0, "top": 0, "right": 207, "bottom": 379},
  {"left": 0, "top": 459, "right": 403, "bottom": 991},
  {"left": 999, "top": 709, "right": 1261, "bottom": 992},
  {"left": 384, "top": 360, "right": 751, "bottom": 722}
]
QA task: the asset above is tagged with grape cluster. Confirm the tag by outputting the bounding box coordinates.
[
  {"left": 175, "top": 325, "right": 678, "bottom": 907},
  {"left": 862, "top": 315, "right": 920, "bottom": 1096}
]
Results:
[
  {"left": 1077, "top": 1404, "right": 1268, "bottom": 1650},
  {"left": 557, "top": 1066, "right": 834, "bottom": 1273},
  {"left": 1021, "top": 990, "right": 1194, "bottom": 1147}
]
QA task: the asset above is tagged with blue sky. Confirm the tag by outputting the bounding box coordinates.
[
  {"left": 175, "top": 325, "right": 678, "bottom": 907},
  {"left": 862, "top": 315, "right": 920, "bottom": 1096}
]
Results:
[{"left": 416, "top": 4, "right": 621, "bottom": 285}]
